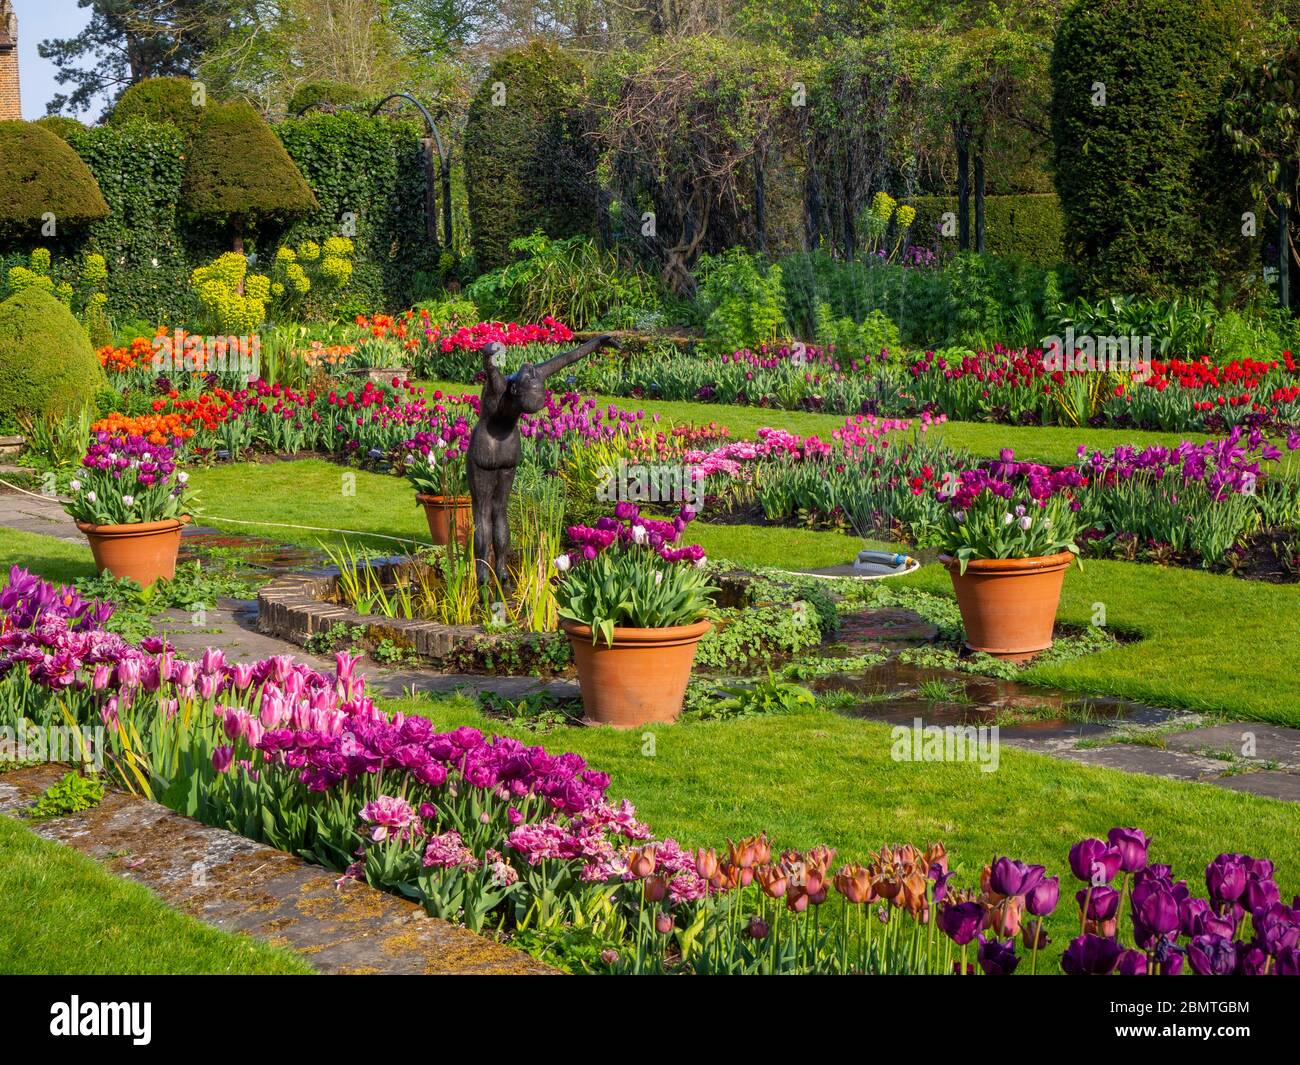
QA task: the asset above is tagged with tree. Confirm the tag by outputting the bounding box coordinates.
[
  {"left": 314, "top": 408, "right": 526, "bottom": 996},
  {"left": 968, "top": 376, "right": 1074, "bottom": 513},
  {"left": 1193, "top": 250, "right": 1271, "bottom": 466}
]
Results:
[
  {"left": 109, "top": 75, "right": 207, "bottom": 137},
  {"left": 182, "top": 100, "right": 318, "bottom": 253},
  {"left": 38, "top": 0, "right": 222, "bottom": 116}
]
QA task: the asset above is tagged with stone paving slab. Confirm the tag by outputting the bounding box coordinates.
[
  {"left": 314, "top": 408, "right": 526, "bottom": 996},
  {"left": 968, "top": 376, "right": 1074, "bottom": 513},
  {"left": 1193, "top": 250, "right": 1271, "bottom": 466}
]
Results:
[
  {"left": 1053, "top": 743, "right": 1232, "bottom": 781},
  {"left": 1206, "top": 770, "right": 1300, "bottom": 802},
  {"left": 0, "top": 764, "right": 556, "bottom": 975},
  {"left": 1163, "top": 722, "right": 1300, "bottom": 770}
]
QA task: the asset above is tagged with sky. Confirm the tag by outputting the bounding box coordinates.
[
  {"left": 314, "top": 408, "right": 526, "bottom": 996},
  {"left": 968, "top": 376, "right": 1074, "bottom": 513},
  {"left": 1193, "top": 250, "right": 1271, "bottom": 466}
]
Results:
[{"left": 14, "top": 0, "right": 105, "bottom": 120}]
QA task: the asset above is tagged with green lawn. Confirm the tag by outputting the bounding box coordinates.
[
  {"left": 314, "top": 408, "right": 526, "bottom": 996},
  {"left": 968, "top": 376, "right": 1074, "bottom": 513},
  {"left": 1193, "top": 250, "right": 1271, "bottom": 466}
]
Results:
[
  {"left": 0, "top": 813, "right": 313, "bottom": 974},
  {"left": 419, "top": 377, "right": 1216, "bottom": 467},
  {"left": 388, "top": 690, "right": 1300, "bottom": 974}
]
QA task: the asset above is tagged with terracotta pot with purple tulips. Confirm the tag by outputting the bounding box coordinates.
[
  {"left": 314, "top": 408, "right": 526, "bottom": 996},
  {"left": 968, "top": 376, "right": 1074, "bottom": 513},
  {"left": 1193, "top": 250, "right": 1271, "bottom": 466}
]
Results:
[
  {"left": 64, "top": 433, "right": 194, "bottom": 587},
  {"left": 934, "top": 455, "right": 1082, "bottom": 660},
  {"left": 555, "top": 503, "right": 716, "bottom": 728},
  {"left": 402, "top": 421, "right": 473, "bottom": 546}
]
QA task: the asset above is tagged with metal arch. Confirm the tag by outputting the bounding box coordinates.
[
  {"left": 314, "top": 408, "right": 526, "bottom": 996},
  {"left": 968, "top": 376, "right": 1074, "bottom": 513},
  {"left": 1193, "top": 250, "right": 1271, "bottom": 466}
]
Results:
[{"left": 370, "top": 91, "right": 453, "bottom": 250}]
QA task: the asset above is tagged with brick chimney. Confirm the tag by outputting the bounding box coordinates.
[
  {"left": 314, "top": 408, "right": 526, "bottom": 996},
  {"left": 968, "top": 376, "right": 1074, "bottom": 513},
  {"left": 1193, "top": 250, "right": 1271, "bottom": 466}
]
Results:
[{"left": 0, "top": 2, "right": 19, "bottom": 121}]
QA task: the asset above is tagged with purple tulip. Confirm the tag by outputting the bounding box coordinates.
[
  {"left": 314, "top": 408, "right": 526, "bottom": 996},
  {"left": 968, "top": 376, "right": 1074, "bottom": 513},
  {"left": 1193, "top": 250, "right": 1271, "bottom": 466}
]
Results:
[
  {"left": 1061, "top": 934, "right": 1123, "bottom": 976},
  {"left": 989, "top": 857, "right": 1045, "bottom": 898},
  {"left": 1205, "top": 853, "right": 1247, "bottom": 904},
  {"left": 976, "top": 935, "right": 1019, "bottom": 975},
  {"left": 1131, "top": 879, "right": 1182, "bottom": 944},
  {"left": 1106, "top": 827, "right": 1149, "bottom": 874},
  {"left": 1076, "top": 885, "right": 1120, "bottom": 922},
  {"left": 938, "top": 901, "right": 984, "bottom": 946},
  {"left": 1188, "top": 935, "right": 1237, "bottom": 976},
  {"left": 1026, "top": 875, "right": 1060, "bottom": 917},
  {"left": 1116, "top": 949, "right": 1147, "bottom": 976},
  {"left": 1069, "top": 838, "right": 1120, "bottom": 884}
]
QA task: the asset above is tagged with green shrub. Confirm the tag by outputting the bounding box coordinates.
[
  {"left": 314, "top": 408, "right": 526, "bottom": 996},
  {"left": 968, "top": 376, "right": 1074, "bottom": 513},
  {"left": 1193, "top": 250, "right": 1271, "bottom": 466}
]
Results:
[
  {"left": 0, "top": 288, "right": 107, "bottom": 433},
  {"left": 183, "top": 101, "right": 318, "bottom": 250},
  {"left": 909, "top": 194, "right": 1064, "bottom": 266},
  {"left": 694, "top": 248, "right": 788, "bottom": 351},
  {"left": 109, "top": 77, "right": 205, "bottom": 139},
  {"left": 34, "top": 115, "right": 86, "bottom": 142},
  {"left": 190, "top": 252, "right": 271, "bottom": 333},
  {"left": 1, "top": 247, "right": 111, "bottom": 345},
  {"left": 0, "top": 122, "right": 109, "bottom": 241},
  {"left": 464, "top": 41, "right": 596, "bottom": 273},
  {"left": 465, "top": 232, "right": 660, "bottom": 330},
  {"left": 65, "top": 120, "right": 194, "bottom": 325},
  {"left": 1050, "top": 0, "right": 1260, "bottom": 296},
  {"left": 288, "top": 80, "right": 366, "bottom": 115}
]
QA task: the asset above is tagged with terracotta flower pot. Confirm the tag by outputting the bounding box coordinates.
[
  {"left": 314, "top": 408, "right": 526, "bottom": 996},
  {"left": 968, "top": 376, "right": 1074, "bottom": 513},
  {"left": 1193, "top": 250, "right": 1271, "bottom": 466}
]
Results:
[
  {"left": 417, "top": 493, "right": 472, "bottom": 545},
  {"left": 560, "top": 618, "right": 712, "bottom": 728},
  {"left": 77, "top": 516, "right": 189, "bottom": 587},
  {"left": 940, "top": 551, "right": 1075, "bottom": 661}
]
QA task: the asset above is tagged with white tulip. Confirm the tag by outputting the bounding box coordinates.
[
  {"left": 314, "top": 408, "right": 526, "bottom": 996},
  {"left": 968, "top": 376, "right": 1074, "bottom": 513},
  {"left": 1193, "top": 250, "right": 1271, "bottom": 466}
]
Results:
[
  {"left": 85, "top": 491, "right": 96, "bottom": 503},
  {"left": 69, "top": 479, "right": 81, "bottom": 491},
  {"left": 122, "top": 495, "right": 135, "bottom": 507},
  {"left": 553, "top": 554, "right": 571, "bottom": 572}
]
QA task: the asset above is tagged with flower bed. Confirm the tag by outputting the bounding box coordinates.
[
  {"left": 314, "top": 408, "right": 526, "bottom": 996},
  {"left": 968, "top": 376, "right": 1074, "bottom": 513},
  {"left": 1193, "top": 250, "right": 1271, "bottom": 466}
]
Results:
[{"left": 1, "top": 568, "right": 1294, "bottom": 976}]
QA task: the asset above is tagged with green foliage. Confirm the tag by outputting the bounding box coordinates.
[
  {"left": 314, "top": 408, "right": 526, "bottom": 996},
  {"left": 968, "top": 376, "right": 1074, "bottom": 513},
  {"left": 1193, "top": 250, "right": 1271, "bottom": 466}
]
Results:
[
  {"left": 65, "top": 120, "right": 195, "bottom": 325},
  {"left": 2, "top": 247, "right": 110, "bottom": 342},
  {"left": 0, "top": 288, "right": 107, "bottom": 433},
  {"left": 30, "top": 772, "right": 105, "bottom": 820},
  {"left": 288, "top": 80, "right": 366, "bottom": 115},
  {"left": 183, "top": 102, "right": 318, "bottom": 244},
  {"left": 268, "top": 236, "right": 355, "bottom": 321},
  {"left": 684, "top": 671, "right": 817, "bottom": 721},
  {"left": 695, "top": 248, "right": 788, "bottom": 352},
  {"left": 1050, "top": 0, "right": 1261, "bottom": 296},
  {"left": 276, "top": 112, "right": 439, "bottom": 313},
  {"left": 109, "top": 77, "right": 205, "bottom": 139},
  {"left": 33, "top": 115, "right": 86, "bottom": 142},
  {"left": 813, "top": 304, "right": 901, "bottom": 361},
  {"left": 909, "top": 194, "right": 1064, "bottom": 266},
  {"left": 0, "top": 121, "right": 109, "bottom": 240},
  {"left": 465, "top": 232, "right": 660, "bottom": 330},
  {"left": 190, "top": 252, "right": 272, "bottom": 333},
  {"left": 464, "top": 41, "right": 596, "bottom": 273}
]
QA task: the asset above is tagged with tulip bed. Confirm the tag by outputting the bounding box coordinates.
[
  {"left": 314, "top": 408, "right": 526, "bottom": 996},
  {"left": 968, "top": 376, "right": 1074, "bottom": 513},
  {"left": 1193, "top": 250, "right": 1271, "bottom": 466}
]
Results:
[
  {"left": 418, "top": 333, "right": 1300, "bottom": 435},
  {"left": 2, "top": 568, "right": 1297, "bottom": 976}
]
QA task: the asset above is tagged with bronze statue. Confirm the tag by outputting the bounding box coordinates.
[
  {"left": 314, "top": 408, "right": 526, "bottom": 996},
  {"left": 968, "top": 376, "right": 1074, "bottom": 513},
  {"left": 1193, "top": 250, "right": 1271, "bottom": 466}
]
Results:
[{"left": 468, "top": 334, "right": 620, "bottom": 585}]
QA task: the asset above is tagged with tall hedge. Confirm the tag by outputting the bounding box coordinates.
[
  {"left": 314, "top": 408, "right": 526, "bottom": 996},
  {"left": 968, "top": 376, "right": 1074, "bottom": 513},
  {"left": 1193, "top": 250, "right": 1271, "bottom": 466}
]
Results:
[
  {"left": 276, "top": 112, "right": 439, "bottom": 313},
  {"left": 910, "top": 194, "right": 1064, "bottom": 265},
  {"left": 67, "top": 120, "right": 195, "bottom": 325},
  {"left": 1050, "top": 0, "right": 1260, "bottom": 296},
  {"left": 464, "top": 41, "right": 596, "bottom": 273},
  {"left": 0, "top": 122, "right": 109, "bottom": 241}
]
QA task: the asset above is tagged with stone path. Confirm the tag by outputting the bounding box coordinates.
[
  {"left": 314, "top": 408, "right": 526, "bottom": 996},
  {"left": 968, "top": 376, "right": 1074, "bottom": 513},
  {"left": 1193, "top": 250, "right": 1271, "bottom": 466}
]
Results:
[
  {"left": 0, "top": 763, "right": 555, "bottom": 974},
  {"left": 2, "top": 485, "right": 1297, "bottom": 801}
]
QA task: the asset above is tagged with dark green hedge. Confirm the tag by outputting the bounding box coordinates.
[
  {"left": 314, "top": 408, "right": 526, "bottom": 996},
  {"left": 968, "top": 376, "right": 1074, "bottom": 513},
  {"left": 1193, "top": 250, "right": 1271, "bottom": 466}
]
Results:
[
  {"left": 67, "top": 120, "right": 196, "bottom": 325},
  {"left": 464, "top": 41, "right": 596, "bottom": 273},
  {"left": 109, "top": 77, "right": 206, "bottom": 140},
  {"left": 276, "top": 112, "right": 440, "bottom": 312},
  {"left": 910, "top": 193, "right": 1064, "bottom": 266},
  {"left": 0, "top": 288, "right": 107, "bottom": 432},
  {"left": 1050, "top": 0, "right": 1259, "bottom": 296}
]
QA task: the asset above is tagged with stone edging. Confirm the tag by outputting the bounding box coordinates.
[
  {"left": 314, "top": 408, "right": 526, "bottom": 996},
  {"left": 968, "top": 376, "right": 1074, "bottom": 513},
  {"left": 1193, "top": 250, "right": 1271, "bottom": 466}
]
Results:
[
  {"left": 256, "top": 569, "right": 546, "bottom": 666},
  {"left": 0, "top": 764, "right": 558, "bottom": 975}
]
